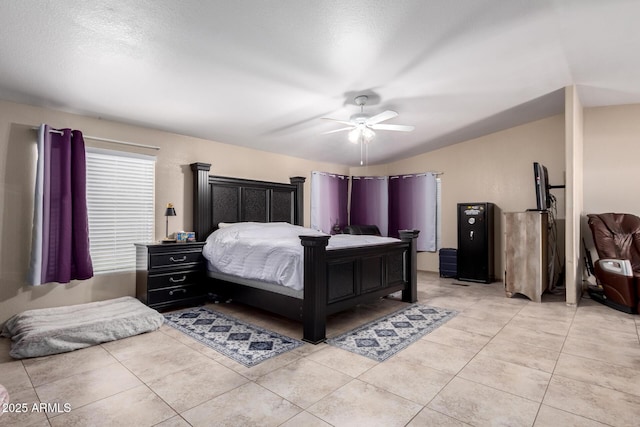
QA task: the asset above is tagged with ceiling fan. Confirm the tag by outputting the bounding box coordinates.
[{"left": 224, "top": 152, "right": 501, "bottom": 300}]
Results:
[{"left": 322, "top": 95, "right": 415, "bottom": 145}]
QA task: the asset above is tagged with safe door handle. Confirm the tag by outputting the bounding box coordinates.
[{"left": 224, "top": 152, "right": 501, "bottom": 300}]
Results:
[
  {"left": 168, "top": 288, "right": 188, "bottom": 296},
  {"left": 169, "top": 256, "right": 187, "bottom": 263},
  {"left": 470, "top": 230, "right": 474, "bottom": 240},
  {"left": 169, "top": 275, "right": 187, "bottom": 283}
]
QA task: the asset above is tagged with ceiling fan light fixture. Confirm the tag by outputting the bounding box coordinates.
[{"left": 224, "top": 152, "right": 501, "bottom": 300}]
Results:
[
  {"left": 348, "top": 126, "right": 375, "bottom": 144},
  {"left": 362, "top": 127, "right": 375, "bottom": 142},
  {"left": 348, "top": 128, "right": 360, "bottom": 144}
]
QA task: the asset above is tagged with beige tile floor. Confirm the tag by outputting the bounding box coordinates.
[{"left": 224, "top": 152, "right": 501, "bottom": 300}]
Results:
[{"left": 2, "top": 271, "right": 640, "bottom": 427}]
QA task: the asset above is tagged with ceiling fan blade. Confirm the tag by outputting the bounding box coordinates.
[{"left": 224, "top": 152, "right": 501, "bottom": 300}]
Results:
[
  {"left": 322, "top": 127, "right": 353, "bottom": 135},
  {"left": 370, "top": 124, "right": 415, "bottom": 132},
  {"left": 321, "top": 117, "right": 355, "bottom": 126},
  {"left": 366, "top": 110, "right": 398, "bottom": 125}
]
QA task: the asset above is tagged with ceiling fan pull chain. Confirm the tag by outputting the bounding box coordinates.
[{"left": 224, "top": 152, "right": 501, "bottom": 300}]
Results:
[{"left": 366, "top": 140, "right": 369, "bottom": 166}]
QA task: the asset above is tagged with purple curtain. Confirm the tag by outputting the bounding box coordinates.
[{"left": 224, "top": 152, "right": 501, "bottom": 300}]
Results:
[
  {"left": 350, "top": 176, "right": 388, "bottom": 236},
  {"left": 29, "top": 125, "right": 93, "bottom": 285},
  {"left": 388, "top": 173, "right": 437, "bottom": 251},
  {"left": 310, "top": 171, "right": 349, "bottom": 234}
]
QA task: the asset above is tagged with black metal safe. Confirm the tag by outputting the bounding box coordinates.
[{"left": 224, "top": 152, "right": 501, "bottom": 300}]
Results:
[{"left": 457, "top": 202, "right": 495, "bottom": 283}]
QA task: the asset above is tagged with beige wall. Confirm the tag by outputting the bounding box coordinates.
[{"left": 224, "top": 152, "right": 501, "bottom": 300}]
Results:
[
  {"left": 583, "top": 104, "right": 640, "bottom": 215},
  {"left": 354, "top": 115, "right": 567, "bottom": 277},
  {"left": 0, "top": 100, "right": 348, "bottom": 324}
]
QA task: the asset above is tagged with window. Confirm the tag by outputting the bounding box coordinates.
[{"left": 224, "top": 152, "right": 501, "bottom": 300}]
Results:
[
  {"left": 388, "top": 173, "right": 437, "bottom": 252},
  {"left": 350, "top": 173, "right": 439, "bottom": 251},
  {"left": 350, "top": 176, "right": 389, "bottom": 236},
  {"left": 310, "top": 171, "right": 349, "bottom": 233},
  {"left": 85, "top": 148, "right": 155, "bottom": 273}
]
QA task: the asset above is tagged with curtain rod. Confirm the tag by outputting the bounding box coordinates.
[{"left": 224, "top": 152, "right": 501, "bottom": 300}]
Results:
[
  {"left": 388, "top": 172, "right": 444, "bottom": 178},
  {"left": 311, "top": 171, "right": 348, "bottom": 179},
  {"left": 33, "top": 127, "right": 160, "bottom": 151}
]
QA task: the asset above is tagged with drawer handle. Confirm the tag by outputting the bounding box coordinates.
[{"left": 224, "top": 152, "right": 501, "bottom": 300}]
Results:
[
  {"left": 168, "top": 288, "right": 188, "bottom": 296},
  {"left": 169, "top": 256, "right": 187, "bottom": 263},
  {"left": 169, "top": 275, "right": 187, "bottom": 283}
]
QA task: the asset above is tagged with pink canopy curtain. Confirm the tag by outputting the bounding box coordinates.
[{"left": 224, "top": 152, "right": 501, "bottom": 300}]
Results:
[
  {"left": 388, "top": 173, "right": 437, "bottom": 251},
  {"left": 349, "top": 176, "right": 389, "bottom": 236},
  {"left": 28, "top": 124, "right": 93, "bottom": 285},
  {"left": 310, "top": 171, "right": 349, "bottom": 234}
]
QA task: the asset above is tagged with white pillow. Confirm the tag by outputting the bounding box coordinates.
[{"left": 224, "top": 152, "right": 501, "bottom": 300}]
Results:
[{"left": 218, "top": 222, "right": 234, "bottom": 229}]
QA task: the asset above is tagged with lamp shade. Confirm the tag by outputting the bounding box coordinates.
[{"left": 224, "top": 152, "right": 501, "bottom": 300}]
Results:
[{"left": 165, "top": 203, "right": 176, "bottom": 217}]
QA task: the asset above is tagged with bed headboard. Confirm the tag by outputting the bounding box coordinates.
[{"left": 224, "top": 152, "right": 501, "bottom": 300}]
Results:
[{"left": 190, "top": 162, "right": 305, "bottom": 241}]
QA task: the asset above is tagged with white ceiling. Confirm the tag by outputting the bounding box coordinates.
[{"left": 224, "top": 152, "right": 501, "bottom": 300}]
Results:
[{"left": 1, "top": 0, "right": 640, "bottom": 166}]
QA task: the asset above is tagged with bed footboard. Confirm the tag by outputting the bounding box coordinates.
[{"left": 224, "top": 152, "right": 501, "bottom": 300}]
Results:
[{"left": 300, "top": 230, "right": 419, "bottom": 344}]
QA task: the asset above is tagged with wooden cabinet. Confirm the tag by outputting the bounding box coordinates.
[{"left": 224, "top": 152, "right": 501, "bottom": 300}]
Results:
[
  {"left": 135, "top": 242, "right": 206, "bottom": 310},
  {"left": 504, "top": 211, "right": 548, "bottom": 302}
]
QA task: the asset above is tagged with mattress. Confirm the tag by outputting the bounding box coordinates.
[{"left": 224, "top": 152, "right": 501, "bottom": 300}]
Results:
[{"left": 202, "top": 222, "right": 400, "bottom": 291}]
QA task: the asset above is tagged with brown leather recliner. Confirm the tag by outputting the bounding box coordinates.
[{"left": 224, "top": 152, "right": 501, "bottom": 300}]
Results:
[{"left": 587, "top": 213, "right": 640, "bottom": 314}]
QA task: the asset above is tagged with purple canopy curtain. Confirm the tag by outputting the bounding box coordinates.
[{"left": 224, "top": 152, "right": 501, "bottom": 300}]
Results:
[
  {"left": 310, "top": 171, "right": 349, "bottom": 234},
  {"left": 28, "top": 124, "right": 93, "bottom": 285},
  {"left": 350, "top": 176, "right": 389, "bottom": 236},
  {"left": 388, "top": 173, "right": 437, "bottom": 251}
]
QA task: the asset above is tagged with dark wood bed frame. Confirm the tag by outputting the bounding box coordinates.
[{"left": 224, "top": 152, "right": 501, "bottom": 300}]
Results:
[{"left": 191, "top": 162, "right": 419, "bottom": 343}]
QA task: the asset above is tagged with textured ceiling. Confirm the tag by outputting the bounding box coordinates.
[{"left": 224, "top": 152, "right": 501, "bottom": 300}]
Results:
[{"left": 1, "top": 0, "right": 639, "bottom": 166}]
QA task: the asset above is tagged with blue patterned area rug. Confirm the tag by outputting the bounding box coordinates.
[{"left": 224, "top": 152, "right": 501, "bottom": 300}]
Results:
[
  {"left": 327, "top": 304, "right": 457, "bottom": 362},
  {"left": 164, "top": 307, "right": 304, "bottom": 367}
]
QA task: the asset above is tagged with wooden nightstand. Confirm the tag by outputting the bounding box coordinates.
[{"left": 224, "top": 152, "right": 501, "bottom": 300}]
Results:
[{"left": 135, "top": 242, "right": 206, "bottom": 310}]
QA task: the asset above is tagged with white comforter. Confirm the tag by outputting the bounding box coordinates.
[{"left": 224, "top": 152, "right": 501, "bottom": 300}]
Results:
[{"left": 202, "top": 222, "right": 400, "bottom": 291}]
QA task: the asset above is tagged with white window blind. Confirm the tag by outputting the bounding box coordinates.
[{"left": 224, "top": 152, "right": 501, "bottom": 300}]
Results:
[{"left": 86, "top": 148, "right": 155, "bottom": 273}]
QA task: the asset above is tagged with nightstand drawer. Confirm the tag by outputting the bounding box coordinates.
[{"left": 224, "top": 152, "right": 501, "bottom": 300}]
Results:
[
  {"left": 150, "top": 250, "right": 202, "bottom": 269},
  {"left": 148, "top": 270, "right": 202, "bottom": 290},
  {"left": 147, "top": 284, "right": 203, "bottom": 305}
]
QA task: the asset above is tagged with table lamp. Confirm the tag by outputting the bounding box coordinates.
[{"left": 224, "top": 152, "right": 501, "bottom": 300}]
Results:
[{"left": 163, "top": 203, "right": 176, "bottom": 242}]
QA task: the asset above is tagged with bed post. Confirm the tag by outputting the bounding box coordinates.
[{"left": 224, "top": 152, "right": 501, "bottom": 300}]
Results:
[
  {"left": 290, "top": 176, "right": 305, "bottom": 226},
  {"left": 299, "top": 234, "right": 330, "bottom": 344},
  {"left": 190, "top": 162, "right": 211, "bottom": 242},
  {"left": 399, "top": 229, "right": 420, "bottom": 303}
]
